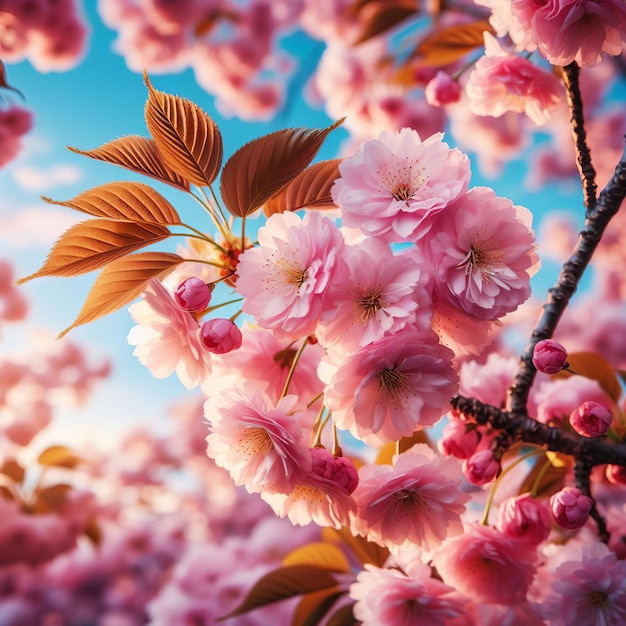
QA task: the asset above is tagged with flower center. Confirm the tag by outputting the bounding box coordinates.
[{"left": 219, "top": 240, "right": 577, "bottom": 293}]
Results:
[
  {"left": 379, "top": 367, "right": 408, "bottom": 396},
  {"left": 292, "top": 484, "right": 326, "bottom": 504},
  {"left": 355, "top": 289, "right": 384, "bottom": 321},
  {"left": 238, "top": 428, "right": 274, "bottom": 457},
  {"left": 456, "top": 244, "right": 502, "bottom": 284},
  {"left": 589, "top": 590, "right": 610, "bottom": 610},
  {"left": 378, "top": 158, "right": 426, "bottom": 203}
]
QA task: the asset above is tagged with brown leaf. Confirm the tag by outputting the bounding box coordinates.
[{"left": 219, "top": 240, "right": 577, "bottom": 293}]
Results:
[
  {"left": 0, "top": 459, "right": 25, "bottom": 484},
  {"left": 193, "top": 7, "right": 239, "bottom": 36},
  {"left": 292, "top": 589, "right": 344, "bottom": 626},
  {"left": 411, "top": 20, "right": 493, "bottom": 67},
  {"left": 283, "top": 543, "right": 351, "bottom": 573},
  {"left": 353, "top": 0, "right": 419, "bottom": 45},
  {"left": 553, "top": 351, "right": 622, "bottom": 404},
  {"left": 58, "top": 251, "right": 184, "bottom": 338},
  {"left": 0, "top": 485, "right": 14, "bottom": 502},
  {"left": 40, "top": 181, "right": 181, "bottom": 225},
  {"left": 219, "top": 565, "right": 338, "bottom": 620},
  {"left": 144, "top": 73, "right": 223, "bottom": 186},
  {"left": 220, "top": 119, "right": 345, "bottom": 218},
  {"left": 18, "top": 220, "right": 170, "bottom": 283},
  {"left": 263, "top": 159, "right": 341, "bottom": 216},
  {"left": 38, "top": 446, "right": 83, "bottom": 469},
  {"left": 326, "top": 604, "right": 358, "bottom": 626},
  {"left": 322, "top": 526, "right": 389, "bottom": 568},
  {"left": 68, "top": 136, "right": 190, "bottom": 191},
  {"left": 32, "top": 484, "right": 73, "bottom": 514},
  {"left": 83, "top": 519, "right": 102, "bottom": 546}
]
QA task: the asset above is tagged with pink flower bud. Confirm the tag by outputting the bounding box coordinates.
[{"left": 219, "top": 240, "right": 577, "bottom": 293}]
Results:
[
  {"left": 550, "top": 487, "right": 592, "bottom": 530},
  {"left": 200, "top": 319, "right": 242, "bottom": 354},
  {"left": 606, "top": 464, "right": 626, "bottom": 485},
  {"left": 496, "top": 493, "right": 552, "bottom": 545},
  {"left": 438, "top": 418, "right": 481, "bottom": 459},
  {"left": 175, "top": 277, "right": 212, "bottom": 312},
  {"left": 569, "top": 401, "right": 612, "bottom": 438},
  {"left": 463, "top": 450, "right": 501, "bottom": 485},
  {"left": 425, "top": 71, "right": 462, "bottom": 107},
  {"left": 330, "top": 455, "right": 359, "bottom": 494},
  {"left": 310, "top": 448, "right": 359, "bottom": 494},
  {"left": 532, "top": 339, "right": 568, "bottom": 374}
]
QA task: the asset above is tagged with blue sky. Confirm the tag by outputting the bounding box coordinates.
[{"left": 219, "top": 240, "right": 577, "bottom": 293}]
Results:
[{"left": 0, "top": 3, "right": 607, "bottom": 441}]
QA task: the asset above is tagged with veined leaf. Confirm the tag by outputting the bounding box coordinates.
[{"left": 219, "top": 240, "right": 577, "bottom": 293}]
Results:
[
  {"left": 292, "top": 589, "right": 344, "bottom": 626},
  {"left": 410, "top": 20, "right": 493, "bottom": 66},
  {"left": 68, "top": 136, "right": 190, "bottom": 191},
  {"left": 58, "top": 251, "right": 184, "bottom": 338},
  {"left": 220, "top": 119, "right": 345, "bottom": 218},
  {"left": 219, "top": 565, "right": 338, "bottom": 620},
  {"left": 263, "top": 159, "right": 341, "bottom": 216},
  {"left": 144, "top": 73, "right": 223, "bottom": 186},
  {"left": 353, "top": 0, "right": 419, "bottom": 45},
  {"left": 41, "top": 181, "right": 181, "bottom": 225},
  {"left": 18, "top": 219, "right": 170, "bottom": 283},
  {"left": 283, "top": 542, "right": 351, "bottom": 573},
  {"left": 38, "top": 445, "right": 83, "bottom": 469}
]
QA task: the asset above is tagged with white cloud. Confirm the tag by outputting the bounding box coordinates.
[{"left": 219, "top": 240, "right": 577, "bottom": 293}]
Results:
[
  {"left": 11, "top": 164, "right": 82, "bottom": 191},
  {"left": 0, "top": 206, "right": 79, "bottom": 248}
]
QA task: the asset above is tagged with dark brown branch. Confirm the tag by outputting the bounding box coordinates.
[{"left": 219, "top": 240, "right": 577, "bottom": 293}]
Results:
[
  {"left": 562, "top": 62, "right": 597, "bottom": 211},
  {"left": 451, "top": 395, "right": 626, "bottom": 467},
  {"left": 574, "top": 458, "right": 610, "bottom": 544},
  {"left": 508, "top": 145, "right": 626, "bottom": 414}
]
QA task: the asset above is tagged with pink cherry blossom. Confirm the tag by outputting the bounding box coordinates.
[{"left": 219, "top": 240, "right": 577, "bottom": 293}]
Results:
[
  {"left": 331, "top": 127, "right": 470, "bottom": 243},
  {"left": 532, "top": 338, "right": 568, "bottom": 374},
  {"left": 511, "top": 0, "right": 626, "bottom": 66},
  {"left": 466, "top": 34, "right": 564, "bottom": 126},
  {"left": 322, "top": 328, "right": 458, "bottom": 444},
  {"left": 352, "top": 444, "right": 469, "bottom": 553},
  {"left": 205, "top": 383, "right": 312, "bottom": 495},
  {"left": 236, "top": 211, "right": 344, "bottom": 338},
  {"left": 318, "top": 237, "right": 431, "bottom": 350},
  {"left": 569, "top": 400, "right": 613, "bottom": 437},
  {"left": 550, "top": 487, "right": 593, "bottom": 530},
  {"left": 433, "top": 523, "right": 538, "bottom": 605},
  {"left": 128, "top": 279, "right": 212, "bottom": 389},
  {"left": 261, "top": 450, "right": 356, "bottom": 529},
  {"left": 0, "top": 106, "right": 33, "bottom": 168},
  {"left": 459, "top": 353, "right": 519, "bottom": 407},
  {"left": 206, "top": 322, "right": 325, "bottom": 405},
  {"left": 427, "top": 186, "right": 540, "bottom": 321},
  {"left": 541, "top": 541, "right": 626, "bottom": 625},
  {"left": 496, "top": 493, "right": 552, "bottom": 545},
  {"left": 350, "top": 563, "right": 466, "bottom": 625}
]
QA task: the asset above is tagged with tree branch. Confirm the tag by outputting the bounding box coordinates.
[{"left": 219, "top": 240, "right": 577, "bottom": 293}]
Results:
[
  {"left": 508, "top": 144, "right": 626, "bottom": 414},
  {"left": 562, "top": 62, "right": 597, "bottom": 211}
]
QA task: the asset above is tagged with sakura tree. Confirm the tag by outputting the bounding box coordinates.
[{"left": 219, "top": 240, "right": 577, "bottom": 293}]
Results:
[{"left": 7, "top": 0, "right": 626, "bottom": 624}]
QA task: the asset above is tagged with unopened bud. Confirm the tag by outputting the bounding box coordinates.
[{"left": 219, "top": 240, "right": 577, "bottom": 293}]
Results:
[
  {"left": 550, "top": 487, "right": 592, "bottom": 530},
  {"left": 425, "top": 71, "right": 462, "bottom": 107},
  {"left": 438, "top": 418, "right": 481, "bottom": 459},
  {"left": 570, "top": 401, "right": 612, "bottom": 438},
  {"left": 532, "top": 339, "right": 568, "bottom": 374},
  {"left": 200, "top": 319, "right": 242, "bottom": 354},
  {"left": 463, "top": 449, "right": 501, "bottom": 485},
  {"left": 175, "top": 277, "right": 212, "bottom": 312},
  {"left": 496, "top": 493, "right": 551, "bottom": 545}
]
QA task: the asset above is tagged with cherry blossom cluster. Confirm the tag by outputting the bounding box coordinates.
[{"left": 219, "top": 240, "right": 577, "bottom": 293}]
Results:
[{"left": 0, "top": 0, "right": 89, "bottom": 71}]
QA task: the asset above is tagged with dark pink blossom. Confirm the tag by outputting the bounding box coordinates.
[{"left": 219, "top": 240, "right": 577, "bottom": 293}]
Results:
[
  {"left": 200, "top": 318, "right": 242, "bottom": 354},
  {"left": 496, "top": 493, "right": 552, "bottom": 545},
  {"left": 463, "top": 449, "right": 501, "bottom": 485},
  {"left": 532, "top": 338, "right": 568, "bottom": 374},
  {"left": 174, "top": 277, "right": 212, "bottom": 312},
  {"left": 569, "top": 401, "right": 613, "bottom": 438},
  {"left": 550, "top": 487, "right": 593, "bottom": 530}
]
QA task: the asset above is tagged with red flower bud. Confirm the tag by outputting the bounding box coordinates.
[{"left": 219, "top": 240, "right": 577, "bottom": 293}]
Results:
[
  {"left": 175, "top": 277, "right": 212, "bottom": 312},
  {"left": 463, "top": 450, "right": 501, "bottom": 485},
  {"left": 570, "top": 401, "right": 612, "bottom": 438},
  {"left": 550, "top": 487, "right": 592, "bottom": 530}
]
